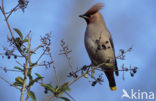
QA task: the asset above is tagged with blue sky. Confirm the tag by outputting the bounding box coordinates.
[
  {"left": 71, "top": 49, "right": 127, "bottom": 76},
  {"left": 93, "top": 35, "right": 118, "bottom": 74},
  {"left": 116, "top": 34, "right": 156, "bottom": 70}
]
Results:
[{"left": 0, "top": 0, "right": 156, "bottom": 101}]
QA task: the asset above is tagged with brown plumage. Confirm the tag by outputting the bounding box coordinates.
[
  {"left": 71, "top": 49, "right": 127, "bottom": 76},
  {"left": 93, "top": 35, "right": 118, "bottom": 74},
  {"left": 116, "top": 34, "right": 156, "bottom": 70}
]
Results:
[
  {"left": 80, "top": 3, "right": 119, "bottom": 91},
  {"left": 83, "top": 3, "right": 104, "bottom": 16}
]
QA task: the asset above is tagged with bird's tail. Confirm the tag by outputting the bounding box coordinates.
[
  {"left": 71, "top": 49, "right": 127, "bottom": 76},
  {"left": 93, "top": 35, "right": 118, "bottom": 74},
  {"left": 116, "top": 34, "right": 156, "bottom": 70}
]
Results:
[{"left": 104, "top": 70, "right": 117, "bottom": 91}]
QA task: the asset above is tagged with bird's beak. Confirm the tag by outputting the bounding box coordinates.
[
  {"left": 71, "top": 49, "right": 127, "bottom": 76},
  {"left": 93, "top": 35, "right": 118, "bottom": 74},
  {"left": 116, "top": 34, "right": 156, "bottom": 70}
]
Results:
[{"left": 79, "top": 15, "right": 89, "bottom": 19}]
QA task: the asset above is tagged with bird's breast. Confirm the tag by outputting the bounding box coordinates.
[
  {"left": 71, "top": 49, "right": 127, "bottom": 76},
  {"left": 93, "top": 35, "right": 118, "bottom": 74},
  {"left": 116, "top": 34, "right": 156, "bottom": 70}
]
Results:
[{"left": 84, "top": 24, "right": 115, "bottom": 66}]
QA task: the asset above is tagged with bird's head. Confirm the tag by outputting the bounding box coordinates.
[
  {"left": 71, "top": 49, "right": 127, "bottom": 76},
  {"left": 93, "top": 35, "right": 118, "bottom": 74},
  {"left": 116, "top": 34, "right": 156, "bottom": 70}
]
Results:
[{"left": 79, "top": 3, "right": 104, "bottom": 24}]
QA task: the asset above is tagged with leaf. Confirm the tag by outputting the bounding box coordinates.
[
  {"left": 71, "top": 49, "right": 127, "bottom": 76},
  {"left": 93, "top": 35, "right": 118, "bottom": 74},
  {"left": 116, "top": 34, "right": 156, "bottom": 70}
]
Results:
[
  {"left": 14, "top": 66, "right": 23, "bottom": 71},
  {"left": 22, "top": 48, "right": 26, "bottom": 52},
  {"left": 61, "top": 82, "right": 71, "bottom": 91},
  {"left": 59, "top": 97, "right": 70, "bottom": 101},
  {"left": 57, "top": 91, "right": 64, "bottom": 97},
  {"left": 91, "top": 69, "right": 95, "bottom": 77},
  {"left": 28, "top": 73, "right": 44, "bottom": 86},
  {"left": 54, "top": 83, "right": 71, "bottom": 97},
  {"left": 15, "top": 76, "right": 24, "bottom": 84},
  {"left": 23, "top": 39, "right": 28, "bottom": 43},
  {"left": 83, "top": 74, "right": 88, "bottom": 78},
  {"left": 25, "top": 50, "right": 36, "bottom": 54},
  {"left": 81, "top": 71, "right": 88, "bottom": 78},
  {"left": 35, "top": 73, "right": 42, "bottom": 78},
  {"left": 13, "top": 76, "right": 24, "bottom": 86},
  {"left": 13, "top": 82, "right": 23, "bottom": 86},
  {"left": 105, "top": 63, "right": 115, "bottom": 68},
  {"left": 15, "top": 37, "right": 20, "bottom": 41},
  {"left": 14, "top": 28, "right": 23, "bottom": 39},
  {"left": 35, "top": 73, "right": 44, "bottom": 80},
  {"left": 27, "top": 91, "right": 36, "bottom": 101},
  {"left": 29, "top": 74, "right": 43, "bottom": 87},
  {"left": 57, "top": 82, "right": 70, "bottom": 96},
  {"left": 55, "top": 86, "right": 60, "bottom": 92},
  {"left": 31, "top": 63, "right": 37, "bottom": 67},
  {"left": 27, "top": 69, "right": 33, "bottom": 80},
  {"left": 30, "top": 51, "right": 36, "bottom": 54},
  {"left": 15, "top": 37, "right": 23, "bottom": 47},
  {"left": 42, "top": 84, "right": 55, "bottom": 93}
]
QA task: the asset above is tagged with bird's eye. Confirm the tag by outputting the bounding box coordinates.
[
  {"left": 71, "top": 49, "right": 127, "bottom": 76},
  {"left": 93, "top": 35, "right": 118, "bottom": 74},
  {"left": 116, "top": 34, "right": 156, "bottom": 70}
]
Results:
[{"left": 87, "top": 15, "right": 91, "bottom": 18}]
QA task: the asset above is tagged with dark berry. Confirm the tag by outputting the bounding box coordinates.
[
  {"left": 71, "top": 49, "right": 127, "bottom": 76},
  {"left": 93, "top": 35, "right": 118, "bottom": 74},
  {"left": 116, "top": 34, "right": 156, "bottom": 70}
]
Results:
[
  {"left": 92, "top": 81, "right": 97, "bottom": 86},
  {"left": 8, "top": 56, "right": 11, "bottom": 59},
  {"left": 125, "top": 68, "right": 128, "bottom": 71},
  {"left": 14, "top": 55, "right": 17, "bottom": 59},
  {"left": 44, "top": 88, "right": 48, "bottom": 94},
  {"left": 130, "top": 73, "right": 134, "bottom": 77}
]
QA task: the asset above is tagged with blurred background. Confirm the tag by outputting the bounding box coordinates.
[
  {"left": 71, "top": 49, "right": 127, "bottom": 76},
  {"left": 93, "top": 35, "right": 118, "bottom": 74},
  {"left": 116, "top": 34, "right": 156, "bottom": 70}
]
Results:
[{"left": 0, "top": 0, "right": 156, "bottom": 101}]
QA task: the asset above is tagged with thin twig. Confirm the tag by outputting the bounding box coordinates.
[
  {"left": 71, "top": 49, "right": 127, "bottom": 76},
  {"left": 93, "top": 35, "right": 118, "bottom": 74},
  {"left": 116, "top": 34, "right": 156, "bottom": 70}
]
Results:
[
  {"left": 36, "top": 49, "right": 46, "bottom": 63},
  {"left": 87, "top": 73, "right": 96, "bottom": 81},
  {"left": 122, "top": 64, "right": 125, "bottom": 80},
  {"left": 24, "top": 30, "right": 31, "bottom": 40},
  {"left": 5, "top": 69, "right": 21, "bottom": 72},
  {"left": 0, "top": 68, "right": 21, "bottom": 72},
  {"left": 32, "top": 44, "right": 42, "bottom": 52},
  {"left": 48, "top": 51, "right": 60, "bottom": 85},
  {"left": 28, "top": 35, "right": 32, "bottom": 65},
  {"left": 45, "top": 52, "right": 60, "bottom": 101},
  {"left": 0, "top": 52, "right": 23, "bottom": 58},
  {"left": 72, "top": 64, "right": 92, "bottom": 75},
  {"left": 46, "top": 63, "right": 106, "bottom": 101},
  {"left": 60, "top": 40, "right": 74, "bottom": 73},
  {"left": 68, "top": 62, "right": 108, "bottom": 86},
  {"left": 1, "top": 0, "right": 4, "bottom": 10},
  {"left": 1, "top": 0, "right": 26, "bottom": 57},
  {"left": 65, "top": 91, "right": 75, "bottom": 101},
  {"left": 6, "top": 4, "right": 19, "bottom": 19},
  {"left": 45, "top": 94, "right": 55, "bottom": 101},
  {"left": 65, "top": 53, "right": 74, "bottom": 73},
  {"left": 0, "top": 75, "right": 21, "bottom": 90},
  {"left": 16, "top": 60, "right": 24, "bottom": 67},
  {"left": 116, "top": 46, "right": 133, "bottom": 59}
]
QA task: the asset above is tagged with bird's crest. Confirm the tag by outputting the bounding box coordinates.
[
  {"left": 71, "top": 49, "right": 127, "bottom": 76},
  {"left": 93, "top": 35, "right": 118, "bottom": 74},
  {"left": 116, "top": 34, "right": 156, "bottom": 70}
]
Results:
[{"left": 84, "top": 3, "right": 104, "bottom": 16}]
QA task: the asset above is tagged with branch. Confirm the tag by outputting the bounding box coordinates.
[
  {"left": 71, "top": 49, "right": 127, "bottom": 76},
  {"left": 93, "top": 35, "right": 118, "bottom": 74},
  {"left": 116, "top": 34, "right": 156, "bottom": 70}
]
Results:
[
  {"left": 1, "top": 0, "right": 26, "bottom": 57},
  {"left": 65, "top": 92, "right": 75, "bottom": 101},
  {"left": 20, "top": 37, "right": 30, "bottom": 101},
  {"left": 0, "top": 75, "right": 21, "bottom": 90},
  {"left": 36, "top": 49, "right": 46, "bottom": 64},
  {"left": 16, "top": 60, "right": 24, "bottom": 67},
  {"left": 48, "top": 50, "right": 60, "bottom": 85},
  {"left": 6, "top": 4, "right": 19, "bottom": 19},
  {"left": 45, "top": 94, "right": 55, "bottom": 101},
  {"left": 60, "top": 40, "right": 75, "bottom": 77},
  {"left": 0, "top": 67, "right": 21, "bottom": 72},
  {"left": 32, "top": 44, "right": 42, "bottom": 52},
  {"left": 46, "top": 63, "right": 105, "bottom": 101},
  {"left": 116, "top": 46, "right": 133, "bottom": 60}
]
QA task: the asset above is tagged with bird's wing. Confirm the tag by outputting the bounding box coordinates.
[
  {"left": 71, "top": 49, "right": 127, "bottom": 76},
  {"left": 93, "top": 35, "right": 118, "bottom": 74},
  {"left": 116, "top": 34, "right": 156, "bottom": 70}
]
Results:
[{"left": 109, "top": 35, "right": 119, "bottom": 76}]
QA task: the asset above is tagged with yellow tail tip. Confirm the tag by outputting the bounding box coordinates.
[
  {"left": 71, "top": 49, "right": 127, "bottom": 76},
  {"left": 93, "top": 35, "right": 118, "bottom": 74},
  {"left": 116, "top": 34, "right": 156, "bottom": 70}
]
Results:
[{"left": 110, "top": 86, "right": 117, "bottom": 91}]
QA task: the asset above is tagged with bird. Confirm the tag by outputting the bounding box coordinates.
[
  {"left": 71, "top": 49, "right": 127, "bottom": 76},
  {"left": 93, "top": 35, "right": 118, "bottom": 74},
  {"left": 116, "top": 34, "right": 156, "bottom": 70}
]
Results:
[{"left": 79, "top": 3, "right": 119, "bottom": 91}]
